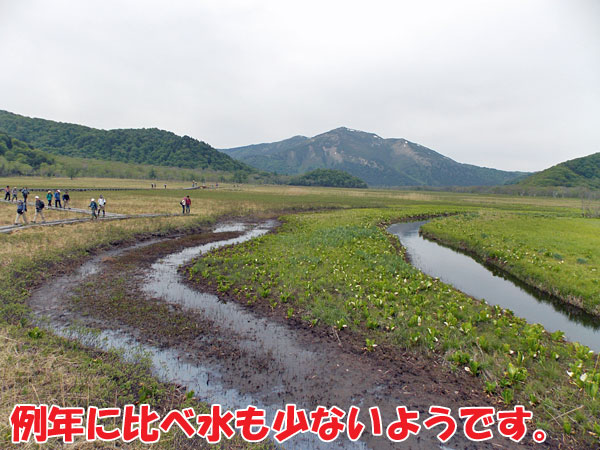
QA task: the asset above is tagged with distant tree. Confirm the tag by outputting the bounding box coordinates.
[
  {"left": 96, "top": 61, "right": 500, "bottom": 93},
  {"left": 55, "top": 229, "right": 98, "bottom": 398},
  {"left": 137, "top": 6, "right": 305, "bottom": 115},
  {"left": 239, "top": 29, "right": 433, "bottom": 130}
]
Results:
[
  {"left": 289, "top": 169, "right": 367, "bottom": 188},
  {"left": 233, "top": 171, "right": 248, "bottom": 184},
  {"left": 148, "top": 167, "right": 157, "bottom": 179},
  {"left": 66, "top": 166, "right": 79, "bottom": 180}
]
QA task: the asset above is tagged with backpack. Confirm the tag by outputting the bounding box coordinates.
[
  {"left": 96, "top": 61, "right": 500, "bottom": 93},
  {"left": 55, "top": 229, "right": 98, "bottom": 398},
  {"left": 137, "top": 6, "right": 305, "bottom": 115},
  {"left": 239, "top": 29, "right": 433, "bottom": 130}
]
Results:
[{"left": 17, "top": 203, "right": 24, "bottom": 214}]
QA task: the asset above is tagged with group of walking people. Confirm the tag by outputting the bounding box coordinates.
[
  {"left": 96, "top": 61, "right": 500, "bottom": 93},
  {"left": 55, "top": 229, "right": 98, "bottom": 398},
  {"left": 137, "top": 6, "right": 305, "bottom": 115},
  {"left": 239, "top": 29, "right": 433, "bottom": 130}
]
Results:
[
  {"left": 88, "top": 196, "right": 106, "bottom": 220},
  {"left": 180, "top": 195, "right": 192, "bottom": 214},
  {"left": 11, "top": 188, "right": 108, "bottom": 226},
  {"left": 44, "top": 189, "right": 71, "bottom": 209},
  {"left": 14, "top": 195, "right": 47, "bottom": 225},
  {"left": 4, "top": 186, "right": 30, "bottom": 203}
]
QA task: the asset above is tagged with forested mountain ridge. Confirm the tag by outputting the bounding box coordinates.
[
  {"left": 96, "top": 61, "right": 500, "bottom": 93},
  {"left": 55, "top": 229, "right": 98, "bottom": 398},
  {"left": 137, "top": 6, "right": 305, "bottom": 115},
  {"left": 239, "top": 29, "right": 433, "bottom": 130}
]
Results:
[
  {"left": 517, "top": 152, "right": 600, "bottom": 190},
  {"left": 0, "top": 110, "right": 253, "bottom": 173},
  {"left": 0, "top": 131, "right": 55, "bottom": 175},
  {"left": 223, "top": 127, "right": 528, "bottom": 187}
]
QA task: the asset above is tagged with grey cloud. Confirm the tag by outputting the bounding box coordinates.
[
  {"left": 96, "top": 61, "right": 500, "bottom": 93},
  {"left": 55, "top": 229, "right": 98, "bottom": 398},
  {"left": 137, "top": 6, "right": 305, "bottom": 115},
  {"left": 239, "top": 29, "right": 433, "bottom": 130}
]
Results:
[{"left": 0, "top": 0, "right": 598, "bottom": 172}]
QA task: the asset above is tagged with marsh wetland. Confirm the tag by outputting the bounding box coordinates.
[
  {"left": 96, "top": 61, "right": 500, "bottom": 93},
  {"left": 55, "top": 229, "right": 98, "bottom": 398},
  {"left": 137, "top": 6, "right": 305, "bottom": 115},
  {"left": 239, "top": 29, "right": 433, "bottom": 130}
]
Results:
[{"left": 1, "top": 180, "right": 599, "bottom": 448}]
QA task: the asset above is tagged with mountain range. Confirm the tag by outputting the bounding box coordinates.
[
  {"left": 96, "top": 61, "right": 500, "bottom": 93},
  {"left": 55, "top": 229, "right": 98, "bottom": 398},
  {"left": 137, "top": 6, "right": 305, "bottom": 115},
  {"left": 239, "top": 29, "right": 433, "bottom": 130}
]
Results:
[
  {"left": 1, "top": 110, "right": 540, "bottom": 188},
  {"left": 222, "top": 127, "right": 528, "bottom": 187}
]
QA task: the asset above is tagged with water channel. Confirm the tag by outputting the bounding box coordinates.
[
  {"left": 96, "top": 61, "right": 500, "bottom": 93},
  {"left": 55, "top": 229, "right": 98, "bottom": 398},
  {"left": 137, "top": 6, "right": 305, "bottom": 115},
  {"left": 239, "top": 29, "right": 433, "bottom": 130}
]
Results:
[{"left": 388, "top": 221, "right": 600, "bottom": 352}]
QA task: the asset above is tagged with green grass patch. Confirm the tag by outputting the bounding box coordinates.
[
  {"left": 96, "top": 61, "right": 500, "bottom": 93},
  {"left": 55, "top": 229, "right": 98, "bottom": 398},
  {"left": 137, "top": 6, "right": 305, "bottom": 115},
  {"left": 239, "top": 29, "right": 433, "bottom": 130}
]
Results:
[
  {"left": 189, "top": 207, "right": 600, "bottom": 444},
  {"left": 421, "top": 211, "right": 600, "bottom": 316}
]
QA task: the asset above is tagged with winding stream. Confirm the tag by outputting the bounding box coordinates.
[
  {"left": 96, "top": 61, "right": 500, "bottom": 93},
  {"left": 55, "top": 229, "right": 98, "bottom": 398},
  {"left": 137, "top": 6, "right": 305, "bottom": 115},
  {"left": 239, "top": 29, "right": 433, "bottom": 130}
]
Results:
[
  {"left": 388, "top": 221, "right": 600, "bottom": 352},
  {"left": 28, "top": 223, "right": 373, "bottom": 449}
]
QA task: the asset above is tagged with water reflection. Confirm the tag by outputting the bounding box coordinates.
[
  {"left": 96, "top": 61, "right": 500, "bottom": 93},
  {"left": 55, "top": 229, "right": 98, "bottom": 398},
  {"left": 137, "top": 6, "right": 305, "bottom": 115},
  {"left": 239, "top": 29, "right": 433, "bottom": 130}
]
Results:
[{"left": 388, "top": 221, "right": 600, "bottom": 352}]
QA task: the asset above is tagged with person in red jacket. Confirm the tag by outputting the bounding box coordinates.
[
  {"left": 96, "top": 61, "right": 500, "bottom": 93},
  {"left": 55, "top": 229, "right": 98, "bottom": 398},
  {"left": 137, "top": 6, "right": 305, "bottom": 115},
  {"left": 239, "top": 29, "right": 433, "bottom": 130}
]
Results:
[{"left": 185, "top": 195, "right": 191, "bottom": 214}]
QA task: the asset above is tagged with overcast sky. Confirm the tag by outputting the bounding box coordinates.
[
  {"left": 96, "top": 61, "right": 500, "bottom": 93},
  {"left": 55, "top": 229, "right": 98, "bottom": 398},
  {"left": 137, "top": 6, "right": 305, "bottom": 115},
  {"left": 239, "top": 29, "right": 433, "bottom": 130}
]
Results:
[{"left": 0, "top": 0, "right": 598, "bottom": 171}]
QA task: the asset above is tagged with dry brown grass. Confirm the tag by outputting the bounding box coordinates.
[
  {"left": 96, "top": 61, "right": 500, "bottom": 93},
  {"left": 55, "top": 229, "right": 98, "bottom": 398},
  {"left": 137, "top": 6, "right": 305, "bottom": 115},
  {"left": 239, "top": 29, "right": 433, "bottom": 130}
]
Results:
[
  {"left": 0, "top": 327, "right": 152, "bottom": 449},
  {"left": 0, "top": 215, "right": 206, "bottom": 272}
]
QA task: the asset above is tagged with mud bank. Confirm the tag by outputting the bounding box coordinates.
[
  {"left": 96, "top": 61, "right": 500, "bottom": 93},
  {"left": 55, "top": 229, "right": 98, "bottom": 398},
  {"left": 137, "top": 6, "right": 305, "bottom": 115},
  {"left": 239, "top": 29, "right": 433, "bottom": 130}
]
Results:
[{"left": 28, "top": 221, "right": 558, "bottom": 449}]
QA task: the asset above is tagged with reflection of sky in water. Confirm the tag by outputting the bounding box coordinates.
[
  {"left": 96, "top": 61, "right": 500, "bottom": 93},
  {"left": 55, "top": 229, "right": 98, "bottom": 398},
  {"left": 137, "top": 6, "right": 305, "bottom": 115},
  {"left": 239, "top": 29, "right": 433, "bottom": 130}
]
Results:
[
  {"left": 33, "top": 222, "right": 367, "bottom": 450},
  {"left": 388, "top": 221, "right": 600, "bottom": 352}
]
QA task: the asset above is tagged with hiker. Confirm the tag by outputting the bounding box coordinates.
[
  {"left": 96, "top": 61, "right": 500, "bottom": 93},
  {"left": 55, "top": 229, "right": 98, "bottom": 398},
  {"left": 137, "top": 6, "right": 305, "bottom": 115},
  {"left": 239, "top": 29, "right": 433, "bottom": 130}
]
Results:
[
  {"left": 21, "top": 187, "right": 29, "bottom": 203},
  {"left": 54, "top": 190, "right": 62, "bottom": 208},
  {"left": 11, "top": 187, "right": 18, "bottom": 202},
  {"left": 32, "top": 196, "right": 46, "bottom": 223},
  {"left": 46, "top": 190, "right": 53, "bottom": 207},
  {"left": 180, "top": 197, "right": 186, "bottom": 214},
  {"left": 62, "top": 190, "right": 70, "bottom": 209},
  {"left": 89, "top": 198, "right": 98, "bottom": 219},
  {"left": 164, "top": 184, "right": 167, "bottom": 189},
  {"left": 185, "top": 195, "right": 191, "bottom": 214},
  {"left": 98, "top": 195, "right": 106, "bottom": 217},
  {"left": 4, "top": 186, "right": 10, "bottom": 201},
  {"left": 14, "top": 200, "right": 28, "bottom": 225}
]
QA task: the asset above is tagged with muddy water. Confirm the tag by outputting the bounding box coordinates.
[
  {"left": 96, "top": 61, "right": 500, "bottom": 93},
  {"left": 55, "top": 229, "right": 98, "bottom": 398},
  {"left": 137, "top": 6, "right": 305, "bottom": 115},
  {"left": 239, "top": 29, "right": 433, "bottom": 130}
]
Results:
[
  {"left": 142, "top": 221, "right": 316, "bottom": 378},
  {"left": 27, "top": 223, "right": 363, "bottom": 449},
  {"left": 27, "top": 222, "right": 518, "bottom": 449},
  {"left": 388, "top": 221, "right": 600, "bottom": 352}
]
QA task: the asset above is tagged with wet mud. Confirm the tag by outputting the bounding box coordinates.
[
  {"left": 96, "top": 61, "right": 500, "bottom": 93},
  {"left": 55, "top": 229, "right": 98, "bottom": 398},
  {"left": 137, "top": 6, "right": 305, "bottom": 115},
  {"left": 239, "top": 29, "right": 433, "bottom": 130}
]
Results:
[{"left": 27, "top": 221, "right": 562, "bottom": 449}]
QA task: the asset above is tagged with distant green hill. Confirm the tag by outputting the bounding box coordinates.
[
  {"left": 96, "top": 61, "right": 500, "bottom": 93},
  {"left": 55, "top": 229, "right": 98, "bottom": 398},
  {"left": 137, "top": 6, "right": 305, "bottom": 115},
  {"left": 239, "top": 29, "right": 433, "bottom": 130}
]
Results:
[
  {"left": 289, "top": 169, "right": 368, "bottom": 188},
  {"left": 0, "top": 130, "right": 272, "bottom": 183},
  {"left": 223, "top": 127, "right": 528, "bottom": 187},
  {"left": 0, "top": 131, "right": 55, "bottom": 175},
  {"left": 0, "top": 110, "right": 253, "bottom": 173},
  {"left": 518, "top": 153, "right": 600, "bottom": 190}
]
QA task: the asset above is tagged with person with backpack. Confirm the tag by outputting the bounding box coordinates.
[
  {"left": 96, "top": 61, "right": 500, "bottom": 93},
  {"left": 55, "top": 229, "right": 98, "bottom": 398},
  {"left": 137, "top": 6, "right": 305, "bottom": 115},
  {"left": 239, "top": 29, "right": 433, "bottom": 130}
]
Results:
[
  {"left": 21, "top": 187, "right": 29, "bottom": 203},
  {"left": 11, "top": 187, "right": 18, "bottom": 202},
  {"left": 14, "top": 200, "right": 28, "bottom": 225},
  {"left": 46, "top": 190, "right": 53, "bottom": 207},
  {"left": 32, "top": 196, "right": 46, "bottom": 223},
  {"left": 185, "top": 195, "right": 191, "bottom": 214},
  {"left": 97, "top": 195, "right": 106, "bottom": 217},
  {"left": 4, "top": 186, "right": 10, "bottom": 201},
  {"left": 62, "top": 190, "right": 70, "bottom": 209},
  {"left": 54, "top": 190, "right": 62, "bottom": 208},
  {"left": 89, "top": 198, "right": 98, "bottom": 219}
]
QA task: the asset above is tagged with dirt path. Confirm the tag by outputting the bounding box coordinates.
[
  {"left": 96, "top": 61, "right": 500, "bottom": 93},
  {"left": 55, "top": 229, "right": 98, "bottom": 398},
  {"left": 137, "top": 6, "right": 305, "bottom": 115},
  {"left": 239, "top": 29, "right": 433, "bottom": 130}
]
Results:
[{"left": 27, "top": 222, "right": 561, "bottom": 449}]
